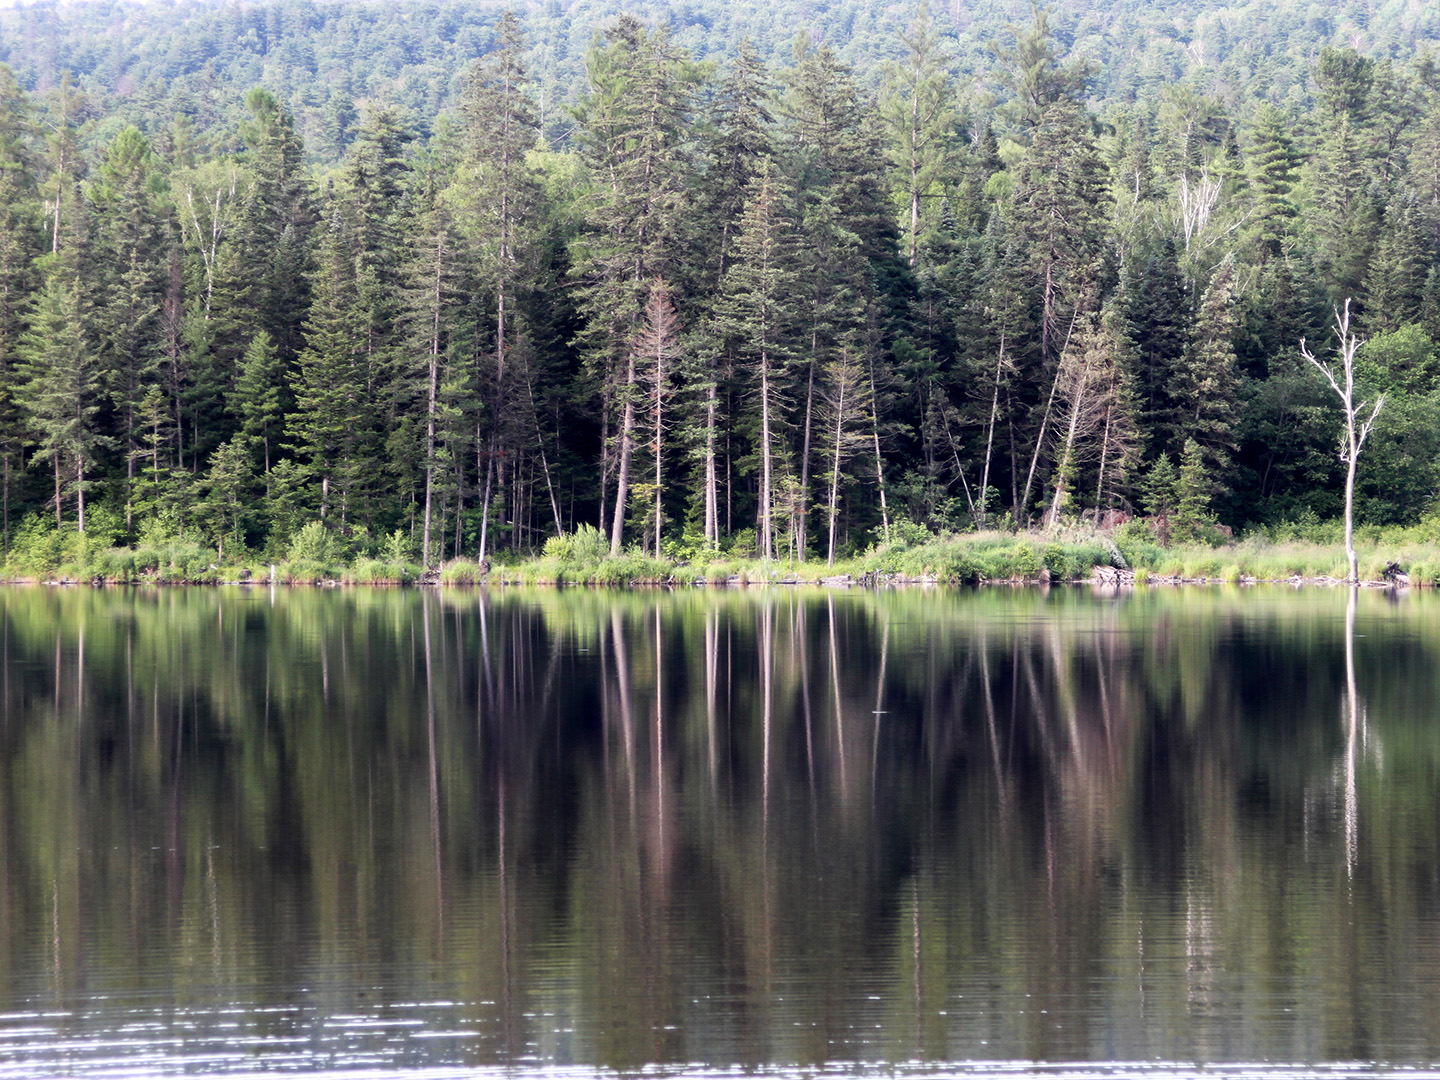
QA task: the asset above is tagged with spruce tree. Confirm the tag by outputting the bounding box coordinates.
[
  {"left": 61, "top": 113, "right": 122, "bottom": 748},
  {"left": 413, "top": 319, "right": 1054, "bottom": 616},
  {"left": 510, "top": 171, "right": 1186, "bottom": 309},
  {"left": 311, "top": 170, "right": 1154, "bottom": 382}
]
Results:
[
  {"left": 0, "top": 65, "right": 39, "bottom": 551},
  {"left": 880, "top": 1, "right": 961, "bottom": 269},
  {"left": 717, "top": 161, "right": 798, "bottom": 560},
  {"left": 457, "top": 10, "right": 543, "bottom": 560},
  {"left": 1307, "top": 115, "right": 1377, "bottom": 309},
  {"left": 92, "top": 126, "right": 168, "bottom": 534},
  {"left": 1126, "top": 239, "right": 1191, "bottom": 459},
  {"left": 571, "top": 16, "right": 698, "bottom": 552},
  {"left": 1245, "top": 104, "right": 1299, "bottom": 261},
  {"left": 1176, "top": 256, "right": 1240, "bottom": 476},
  {"left": 18, "top": 264, "right": 107, "bottom": 531},
  {"left": 289, "top": 207, "right": 363, "bottom": 525},
  {"left": 1363, "top": 191, "right": 1431, "bottom": 334},
  {"left": 232, "top": 330, "right": 284, "bottom": 482}
]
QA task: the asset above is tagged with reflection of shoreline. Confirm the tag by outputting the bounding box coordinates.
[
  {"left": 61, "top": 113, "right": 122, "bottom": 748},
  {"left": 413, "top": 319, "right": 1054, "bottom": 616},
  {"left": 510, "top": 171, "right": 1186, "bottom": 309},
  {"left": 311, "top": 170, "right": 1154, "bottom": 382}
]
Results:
[{"left": 0, "top": 586, "right": 1430, "bottom": 1069}]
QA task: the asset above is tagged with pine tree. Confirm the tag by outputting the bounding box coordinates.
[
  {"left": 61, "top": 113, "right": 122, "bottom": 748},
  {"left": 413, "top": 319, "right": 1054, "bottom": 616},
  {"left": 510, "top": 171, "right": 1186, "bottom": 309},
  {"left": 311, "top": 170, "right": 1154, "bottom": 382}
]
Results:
[
  {"left": 632, "top": 278, "right": 681, "bottom": 555},
  {"left": 1126, "top": 239, "right": 1191, "bottom": 459},
  {"left": 1175, "top": 256, "right": 1240, "bottom": 476},
  {"left": 201, "top": 434, "right": 254, "bottom": 559},
  {"left": 881, "top": 1, "right": 961, "bottom": 269},
  {"left": 819, "top": 336, "right": 872, "bottom": 565},
  {"left": 237, "top": 87, "right": 313, "bottom": 366},
  {"left": 18, "top": 263, "right": 108, "bottom": 531},
  {"left": 1141, "top": 451, "right": 1177, "bottom": 520},
  {"left": 1172, "top": 437, "right": 1212, "bottom": 543},
  {"left": 39, "top": 72, "right": 95, "bottom": 256},
  {"left": 1363, "top": 191, "right": 1431, "bottom": 334},
  {"left": 990, "top": 5, "right": 1092, "bottom": 131},
  {"left": 717, "top": 161, "right": 797, "bottom": 561},
  {"left": 457, "top": 10, "right": 543, "bottom": 560},
  {"left": 232, "top": 330, "right": 284, "bottom": 481},
  {"left": 572, "top": 16, "right": 698, "bottom": 551},
  {"left": 0, "top": 65, "right": 40, "bottom": 551},
  {"left": 289, "top": 208, "right": 363, "bottom": 524},
  {"left": 402, "top": 193, "right": 462, "bottom": 568},
  {"left": 92, "top": 126, "right": 168, "bottom": 534},
  {"left": 1307, "top": 115, "right": 1378, "bottom": 309},
  {"left": 699, "top": 40, "right": 774, "bottom": 291},
  {"left": 1008, "top": 99, "right": 1110, "bottom": 520},
  {"left": 1245, "top": 104, "right": 1300, "bottom": 261}
]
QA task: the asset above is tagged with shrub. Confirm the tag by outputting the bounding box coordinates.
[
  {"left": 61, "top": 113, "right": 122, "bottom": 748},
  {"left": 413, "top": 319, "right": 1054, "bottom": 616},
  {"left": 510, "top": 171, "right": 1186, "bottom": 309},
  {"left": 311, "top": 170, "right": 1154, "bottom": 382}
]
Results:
[
  {"left": 1010, "top": 541, "right": 1041, "bottom": 579},
  {"left": 288, "top": 522, "right": 338, "bottom": 566}
]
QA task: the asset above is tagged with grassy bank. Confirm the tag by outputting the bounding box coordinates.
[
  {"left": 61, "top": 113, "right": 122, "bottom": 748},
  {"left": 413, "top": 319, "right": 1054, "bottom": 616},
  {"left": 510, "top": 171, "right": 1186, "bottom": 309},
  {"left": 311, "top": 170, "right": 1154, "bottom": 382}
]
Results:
[{"left": 6, "top": 516, "right": 1440, "bottom": 586}]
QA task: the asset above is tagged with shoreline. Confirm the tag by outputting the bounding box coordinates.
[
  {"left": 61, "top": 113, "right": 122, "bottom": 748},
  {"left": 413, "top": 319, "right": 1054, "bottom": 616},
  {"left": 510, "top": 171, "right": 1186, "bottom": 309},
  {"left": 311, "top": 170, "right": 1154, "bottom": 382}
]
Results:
[{"left": 0, "top": 570, "right": 1416, "bottom": 589}]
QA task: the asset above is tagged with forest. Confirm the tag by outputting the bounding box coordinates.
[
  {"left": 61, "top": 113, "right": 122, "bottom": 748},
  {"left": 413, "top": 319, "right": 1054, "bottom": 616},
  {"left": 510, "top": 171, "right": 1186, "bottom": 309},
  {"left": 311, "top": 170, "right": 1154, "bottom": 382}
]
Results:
[{"left": 2, "top": 0, "right": 1440, "bottom": 574}]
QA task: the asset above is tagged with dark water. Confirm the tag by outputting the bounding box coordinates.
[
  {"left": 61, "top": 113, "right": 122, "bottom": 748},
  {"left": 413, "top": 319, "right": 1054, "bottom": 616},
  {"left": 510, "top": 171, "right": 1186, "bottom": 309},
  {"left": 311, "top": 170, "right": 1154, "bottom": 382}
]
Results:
[{"left": 1, "top": 584, "right": 1440, "bottom": 1077}]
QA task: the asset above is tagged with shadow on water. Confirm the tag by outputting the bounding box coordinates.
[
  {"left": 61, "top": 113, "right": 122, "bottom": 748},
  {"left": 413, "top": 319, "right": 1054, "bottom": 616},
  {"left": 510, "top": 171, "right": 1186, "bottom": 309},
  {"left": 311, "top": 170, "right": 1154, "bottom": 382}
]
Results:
[{"left": 0, "top": 584, "right": 1438, "bottom": 1075}]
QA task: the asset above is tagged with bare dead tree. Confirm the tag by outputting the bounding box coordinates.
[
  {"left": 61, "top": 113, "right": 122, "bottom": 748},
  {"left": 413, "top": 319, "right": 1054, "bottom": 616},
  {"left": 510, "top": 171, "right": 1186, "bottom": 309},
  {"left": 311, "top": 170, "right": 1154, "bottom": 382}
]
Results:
[{"left": 1300, "top": 299, "right": 1384, "bottom": 583}]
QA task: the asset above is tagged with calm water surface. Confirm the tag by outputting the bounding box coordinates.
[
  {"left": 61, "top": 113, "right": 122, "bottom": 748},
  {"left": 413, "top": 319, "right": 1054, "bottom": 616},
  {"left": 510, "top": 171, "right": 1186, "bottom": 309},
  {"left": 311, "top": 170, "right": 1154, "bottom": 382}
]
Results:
[{"left": 1, "top": 584, "right": 1439, "bottom": 1077}]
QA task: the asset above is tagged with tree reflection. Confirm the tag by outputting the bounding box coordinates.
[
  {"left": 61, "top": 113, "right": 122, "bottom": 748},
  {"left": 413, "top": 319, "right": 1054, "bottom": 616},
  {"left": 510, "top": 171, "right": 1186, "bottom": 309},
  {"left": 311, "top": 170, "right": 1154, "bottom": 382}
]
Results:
[{"left": 0, "top": 586, "right": 1436, "bottom": 1068}]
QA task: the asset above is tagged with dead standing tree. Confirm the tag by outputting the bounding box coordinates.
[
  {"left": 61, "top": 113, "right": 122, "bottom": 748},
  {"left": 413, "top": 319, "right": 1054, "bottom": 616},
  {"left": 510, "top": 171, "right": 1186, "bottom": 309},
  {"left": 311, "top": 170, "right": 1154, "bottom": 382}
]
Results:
[{"left": 1300, "top": 299, "right": 1384, "bottom": 584}]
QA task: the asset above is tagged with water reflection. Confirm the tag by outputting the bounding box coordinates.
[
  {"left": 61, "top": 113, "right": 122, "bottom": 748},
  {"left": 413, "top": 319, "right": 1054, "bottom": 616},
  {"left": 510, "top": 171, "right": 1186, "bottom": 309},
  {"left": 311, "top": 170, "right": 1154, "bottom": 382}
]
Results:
[{"left": 0, "top": 586, "right": 1439, "bottom": 1075}]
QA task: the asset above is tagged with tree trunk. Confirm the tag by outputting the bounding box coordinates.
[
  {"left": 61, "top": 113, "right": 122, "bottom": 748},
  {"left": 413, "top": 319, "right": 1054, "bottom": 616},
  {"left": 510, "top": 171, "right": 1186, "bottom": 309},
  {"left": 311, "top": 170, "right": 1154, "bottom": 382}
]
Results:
[
  {"left": 758, "top": 346, "right": 775, "bottom": 560},
  {"left": 827, "top": 375, "right": 846, "bottom": 567},
  {"left": 867, "top": 357, "right": 890, "bottom": 544},
  {"left": 610, "top": 351, "right": 637, "bottom": 556},
  {"left": 703, "top": 383, "right": 718, "bottom": 546},
  {"left": 653, "top": 331, "right": 664, "bottom": 557},
  {"left": 422, "top": 291, "right": 440, "bottom": 567},
  {"left": 798, "top": 357, "right": 816, "bottom": 560},
  {"left": 979, "top": 332, "right": 1005, "bottom": 527}
]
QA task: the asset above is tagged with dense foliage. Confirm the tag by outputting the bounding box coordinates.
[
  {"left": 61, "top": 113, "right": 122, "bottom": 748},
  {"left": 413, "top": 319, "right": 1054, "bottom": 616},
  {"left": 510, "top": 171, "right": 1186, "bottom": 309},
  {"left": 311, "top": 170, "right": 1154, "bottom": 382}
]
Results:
[{"left": 2, "top": 0, "right": 1440, "bottom": 569}]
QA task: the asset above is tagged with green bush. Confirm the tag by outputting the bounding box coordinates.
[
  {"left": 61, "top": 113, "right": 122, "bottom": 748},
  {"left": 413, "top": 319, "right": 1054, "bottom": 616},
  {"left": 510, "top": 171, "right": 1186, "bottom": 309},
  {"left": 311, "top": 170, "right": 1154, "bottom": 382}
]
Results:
[
  {"left": 1011, "top": 541, "right": 1041, "bottom": 579},
  {"left": 288, "top": 522, "right": 338, "bottom": 566}
]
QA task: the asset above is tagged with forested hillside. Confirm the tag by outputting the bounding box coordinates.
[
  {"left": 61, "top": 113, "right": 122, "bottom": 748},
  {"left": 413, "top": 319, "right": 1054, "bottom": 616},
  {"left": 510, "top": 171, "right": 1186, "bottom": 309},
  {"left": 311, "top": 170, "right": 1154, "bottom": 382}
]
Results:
[{"left": 1, "top": 0, "right": 1440, "bottom": 570}]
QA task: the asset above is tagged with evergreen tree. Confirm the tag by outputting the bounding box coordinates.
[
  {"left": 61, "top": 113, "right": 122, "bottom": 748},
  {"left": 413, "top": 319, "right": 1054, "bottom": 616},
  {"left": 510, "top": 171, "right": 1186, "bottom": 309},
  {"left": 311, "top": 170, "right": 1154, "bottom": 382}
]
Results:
[
  {"left": 1245, "top": 104, "right": 1300, "bottom": 261},
  {"left": 571, "top": 16, "right": 698, "bottom": 551},
  {"left": 232, "top": 330, "right": 284, "bottom": 481},
  {"left": 1007, "top": 99, "right": 1109, "bottom": 519},
  {"left": 289, "top": 207, "right": 364, "bottom": 525},
  {"left": 92, "top": 126, "right": 168, "bottom": 533},
  {"left": 1126, "top": 239, "right": 1191, "bottom": 459},
  {"left": 990, "top": 4, "right": 1092, "bottom": 131},
  {"left": 401, "top": 192, "right": 462, "bottom": 567},
  {"left": 1363, "top": 191, "right": 1431, "bottom": 334},
  {"left": 0, "top": 65, "right": 39, "bottom": 551},
  {"left": 717, "top": 161, "right": 798, "bottom": 560},
  {"left": 1141, "top": 451, "right": 1177, "bottom": 520},
  {"left": 1307, "top": 115, "right": 1377, "bottom": 308},
  {"left": 237, "top": 87, "right": 313, "bottom": 366},
  {"left": 1172, "top": 437, "right": 1213, "bottom": 542},
  {"left": 1175, "top": 256, "right": 1240, "bottom": 476},
  {"left": 881, "top": 1, "right": 961, "bottom": 269},
  {"left": 457, "top": 10, "right": 543, "bottom": 561},
  {"left": 18, "top": 263, "right": 107, "bottom": 531}
]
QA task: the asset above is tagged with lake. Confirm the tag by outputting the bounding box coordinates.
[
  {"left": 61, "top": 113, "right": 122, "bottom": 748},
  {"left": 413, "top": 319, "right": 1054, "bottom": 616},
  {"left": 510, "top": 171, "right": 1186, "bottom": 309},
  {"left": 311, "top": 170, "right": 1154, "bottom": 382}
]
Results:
[{"left": 1, "top": 584, "right": 1438, "bottom": 1077}]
